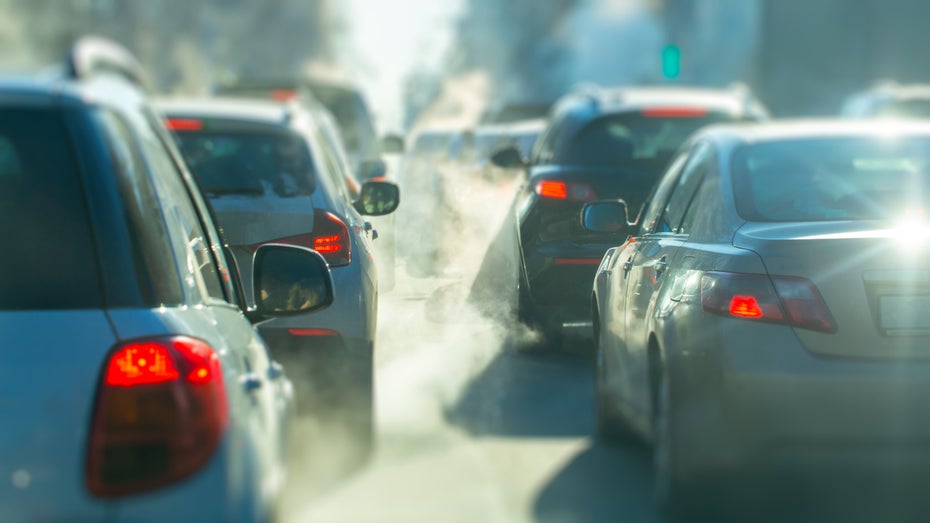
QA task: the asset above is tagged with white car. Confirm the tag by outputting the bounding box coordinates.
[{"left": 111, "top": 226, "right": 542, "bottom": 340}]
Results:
[
  {"left": 159, "top": 98, "right": 399, "bottom": 448},
  {"left": 0, "top": 37, "right": 332, "bottom": 522}
]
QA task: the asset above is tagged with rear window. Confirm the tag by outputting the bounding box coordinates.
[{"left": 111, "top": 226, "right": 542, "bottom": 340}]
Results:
[
  {"left": 733, "top": 137, "right": 930, "bottom": 222},
  {"left": 0, "top": 108, "right": 102, "bottom": 309},
  {"left": 557, "top": 112, "right": 737, "bottom": 168},
  {"left": 172, "top": 130, "right": 316, "bottom": 198}
]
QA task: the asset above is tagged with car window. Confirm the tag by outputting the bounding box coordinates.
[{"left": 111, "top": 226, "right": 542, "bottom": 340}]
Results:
[
  {"left": 638, "top": 150, "right": 690, "bottom": 235},
  {"left": 658, "top": 143, "right": 713, "bottom": 233},
  {"left": 173, "top": 130, "right": 316, "bottom": 198},
  {"left": 0, "top": 108, "right": 102, "bottom": 310},
  {"left": 733, "top": 137, "right": 930, "bottom": 222},
  {"left": 556, "top": 113, "right": 733, "bottom": 168},
  {"left": 95, "top": 109, "right": 184, "bottom": 305},
  {"left": 134, "top": 116, "right": 228, "bottom": 303}
]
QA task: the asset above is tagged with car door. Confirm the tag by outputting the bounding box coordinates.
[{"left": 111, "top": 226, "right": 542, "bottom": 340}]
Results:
[
  {"left": 601, "top": 151, "right": 686, "bottom": 412},
  {"left": 619, "top": 143, "right": 713, "bottom": 419}
]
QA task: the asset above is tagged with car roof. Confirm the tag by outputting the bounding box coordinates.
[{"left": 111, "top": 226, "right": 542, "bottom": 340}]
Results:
[
  {"left": 155, "top": 97, "right": 295, "bottom": 126},
  {"left": 696, "top": 119, "right": 930, "bottom": 147},
  {"left": 554, "top": 85, "right": 765, "bottom": 121}
]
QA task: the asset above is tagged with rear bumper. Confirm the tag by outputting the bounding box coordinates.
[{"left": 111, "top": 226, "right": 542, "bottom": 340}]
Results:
[
  {"left": 669, "top": 316, "right": 930, "bottom": 477},
  {"left": 523, "top": 242, "right": 610, "bottom": 333}
]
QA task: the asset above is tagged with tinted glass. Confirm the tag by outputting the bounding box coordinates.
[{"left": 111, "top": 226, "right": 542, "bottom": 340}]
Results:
[
  {"left": 96, "top": 110, "right": 183, "bottom": 305},
  {"left": 557, "top": 112, "right": 735, "bottom": 168},
  {"left": 733, "top": 137, "right": 930, "bottom": 222},
  {"left": 0, "top": 108, "right": 102, "bottom": 309},
  {"left": 174, "top": 131, "right": 316, "bottom": 198}
]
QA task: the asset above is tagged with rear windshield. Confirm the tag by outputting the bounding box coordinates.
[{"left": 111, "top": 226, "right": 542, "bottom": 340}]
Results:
[
  {"left": 733, "top": 137, "right": 930, "bottom": 222},
  {"left": 557, "top": 112, "right": 737, "bottom": 168},
  {"left": 0, "top": 108, "right": 102, "bottom": 309},
  {"left": 173, "top": 130, "right": 316, "bottom": 198},
  {"left": 311, "top": 87, "right": 377, "bottom": 154}
]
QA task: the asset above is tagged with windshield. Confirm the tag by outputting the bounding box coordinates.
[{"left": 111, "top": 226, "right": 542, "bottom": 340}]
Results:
[
  {"left": 173, "top": 131, "right": 316, "bottom": 198},
  {"left": 734, "top": 137, "right": 930, "bottom": 222}
]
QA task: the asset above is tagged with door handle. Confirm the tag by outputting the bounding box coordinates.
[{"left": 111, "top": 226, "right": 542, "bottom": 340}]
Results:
[
  {"left": 655, "top": 257, "right": 669, "bottom": 275},
  {"left": 622, "top": 259, "right": 633, "bottom": 273},
  {"left": 240, "top": 373, "right": 263, "bottom": 393}
]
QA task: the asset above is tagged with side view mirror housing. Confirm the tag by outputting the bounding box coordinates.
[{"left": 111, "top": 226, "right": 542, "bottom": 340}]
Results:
[
  {"left": 354, "top": 180, "right": 400, "bottom": 216},
  {"left": 357, "top": 159, "right": 387, "bottom": 181},
  {"left": 490, "top": 145, "right": 526, "bottom": 170},
  {"left": 581, "top": 199, "right": 637, "bottom": 233},
  {"left": 249, "top": 244, "right": 334, "bottom": 321},
  {"left": 381, "top": 134, "right": 405, "bottom": 154}
]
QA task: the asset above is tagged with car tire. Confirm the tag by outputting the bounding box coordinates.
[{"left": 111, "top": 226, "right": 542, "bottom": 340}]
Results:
[
  {"left": 652, "top": 368, "right": 708, "bottom": 518},
  {"left": 595, "top": 335, "right": 636, "bottom": 443}
]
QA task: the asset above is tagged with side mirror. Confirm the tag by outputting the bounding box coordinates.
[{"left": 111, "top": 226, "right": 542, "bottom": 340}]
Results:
[
  {"left": 581, "top": 199, "right": 635, "bottom": 233},
  {"left": 252, "top": 244, "right": 334, "bottom": 319},
  {"left": 357, "top": 159, "right": 387, "bottom": 181},
  {"left": 490, "top": 145, "right": 526, "bottom": 169},
  {"left": 354, "top": 180, "right": 400, "bottom": 216},
  {"left": 381, "top": 134, "right": 405, "bottom": 154}
]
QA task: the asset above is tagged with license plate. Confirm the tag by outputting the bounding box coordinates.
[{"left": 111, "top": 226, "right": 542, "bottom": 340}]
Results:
[{"left": 879, "top": 295, "right": 930, "bottom": 331}]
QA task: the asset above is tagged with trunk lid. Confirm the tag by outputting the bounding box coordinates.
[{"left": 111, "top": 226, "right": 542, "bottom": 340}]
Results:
[{"left": 735, "top": 221, "right": 930, "bottom": 359}]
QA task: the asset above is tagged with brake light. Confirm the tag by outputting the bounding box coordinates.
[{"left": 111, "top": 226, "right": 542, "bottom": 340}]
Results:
[
  {"left": 164, "top": 118, "right": 203, "bottom": 131},
  {"left": 534, "top": 180, "right": 597, "bottom": 202},
  {"left": 641, "top": 107, "right": 709, "bottom": 118},
  {"left": 271, "top": 89, "right": 299, "bottom": 102},
  {"left": 312, "top": 210, "right": 351, "bottom": 266},
  {"left": 288, "top": 328, "right": 339, "bottom": 337},
  {"left": 87, "top": 336, "right": 228, "bottom": 497},
  {"left": 701, "top": 272, "right": 836, "bottom": 333},
  {"left": 248, "top": 210, "right": 351, "bottom": 267}
]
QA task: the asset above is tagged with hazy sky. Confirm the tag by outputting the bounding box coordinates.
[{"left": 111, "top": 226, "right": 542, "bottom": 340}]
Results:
[{"left": 339, "top": 0, "right": 464, "bottom": 132}]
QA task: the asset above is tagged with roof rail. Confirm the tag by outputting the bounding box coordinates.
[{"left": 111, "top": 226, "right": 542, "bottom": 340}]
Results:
[{"left": 65, "top": 36, "right": 149, "bottom": 90}]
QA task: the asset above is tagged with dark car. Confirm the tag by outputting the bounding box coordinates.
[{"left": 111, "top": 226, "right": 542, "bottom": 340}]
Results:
[
  {"left": 0, "top": 37, "right": 333, "bottom": 522},
  {"left": 585, "top": 120, "right": 930, "bottom": 512},
  {"left": 494, "top": 86, "right": 768, "bottom": 347}
]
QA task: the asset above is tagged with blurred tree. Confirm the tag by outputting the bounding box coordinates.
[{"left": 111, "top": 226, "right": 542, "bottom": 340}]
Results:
[{"left": 1, "top": 0, "right": 339, "bottom": 93}]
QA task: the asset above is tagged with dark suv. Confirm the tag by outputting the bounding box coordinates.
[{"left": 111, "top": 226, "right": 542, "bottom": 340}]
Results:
[
  {"left": 0, "top": 37, "right": 333, "bottom": 521},
  {"left": 494, "top": 86, "right": 768, "bottom": 347}
]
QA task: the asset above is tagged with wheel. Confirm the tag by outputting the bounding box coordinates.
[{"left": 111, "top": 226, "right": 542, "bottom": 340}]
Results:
[
  {"left": 652, "top": 369, "right": 707, "bottom": 517},
  {"left": 594, "top": 329, "right": 636, "bottom": 442}
]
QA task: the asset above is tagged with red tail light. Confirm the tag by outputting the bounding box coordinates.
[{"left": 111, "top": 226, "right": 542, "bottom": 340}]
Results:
[
  {"left": 641, "top": 107, "right": 709, "bottom": 118},
  {"left": 701, "top": 272, "right": 836, "bottom": 333},
  {"left": 164, "top": 118, "right": 203, "bottom": 131},
  {"left": 248, "top": 210, "right": 351, "bottom": 267},
  {"left": 87, "top": 336, "right": 228, "bottom": 497},
  {"left": 534, "top": 180, "right": 597, "bottom": 202},
  {"left": 312, "top": 210, "right": 351, "bottom": 266},
  {"left": 271, "top": 89, "right": 299, "bottom": 102}
]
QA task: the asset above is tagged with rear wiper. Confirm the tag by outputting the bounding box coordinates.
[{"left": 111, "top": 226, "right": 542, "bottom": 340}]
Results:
[{"left": 204, "top": 187, "right": 263, "bottom": 197}]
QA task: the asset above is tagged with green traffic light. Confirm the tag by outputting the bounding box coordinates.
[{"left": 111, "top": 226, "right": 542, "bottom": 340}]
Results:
[{"left": 662, "top": 45, "right": 681, "bottom": 79}]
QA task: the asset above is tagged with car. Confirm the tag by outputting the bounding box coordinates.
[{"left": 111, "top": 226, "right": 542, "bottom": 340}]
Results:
[
  {"left": 0, "top": 37, "right": 335, "bottom": 522},
  {"left": 492, "top": 85, "right": 769, "bottom": 347},
  {"left": 158, "top": 97, "right": 399, "bottom": 448},
  {"left": 841, "top": 82, "right": 930, "bottom": 119},
  {"left": 585, "top": 120, "right": 930, "bottom": 511},
  {"left": 214, "top": 77, "right": 400, "bottom": 291}
]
